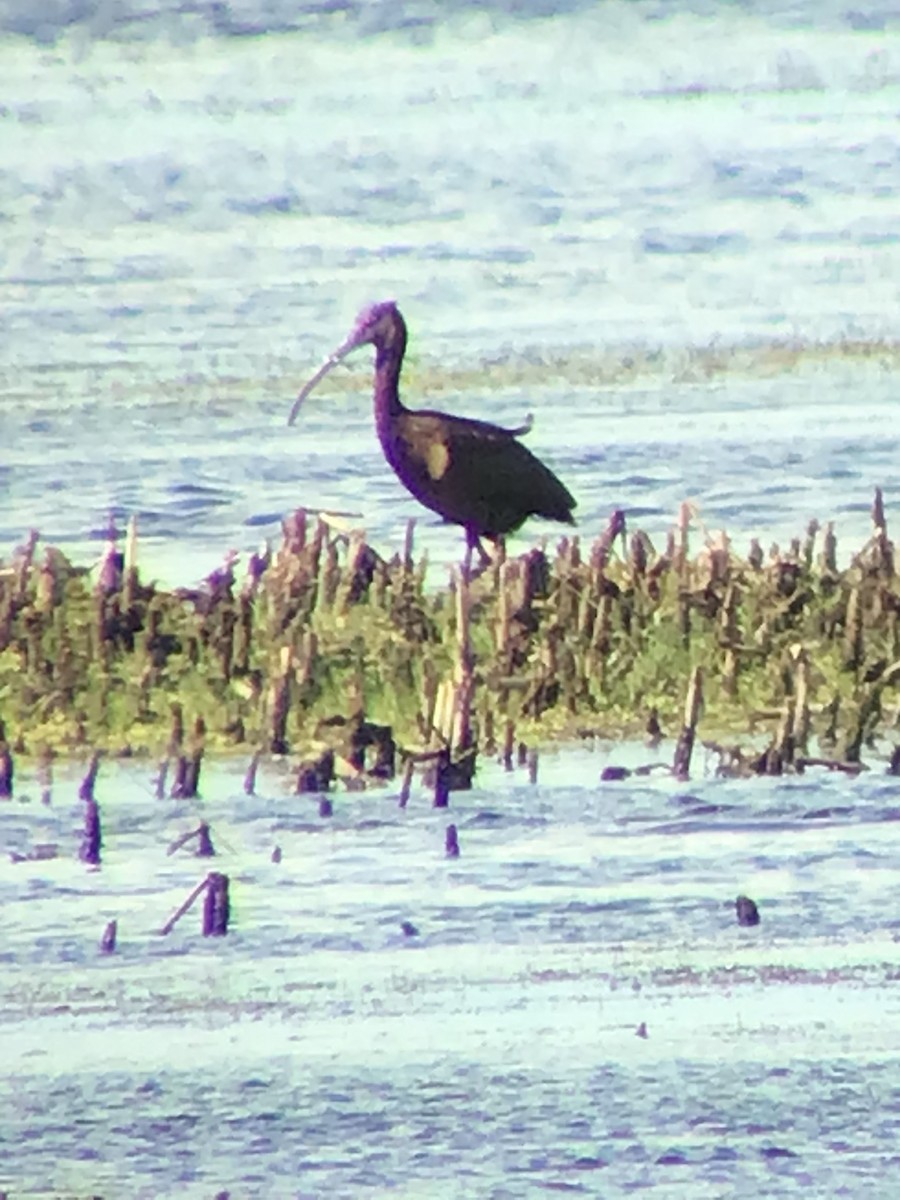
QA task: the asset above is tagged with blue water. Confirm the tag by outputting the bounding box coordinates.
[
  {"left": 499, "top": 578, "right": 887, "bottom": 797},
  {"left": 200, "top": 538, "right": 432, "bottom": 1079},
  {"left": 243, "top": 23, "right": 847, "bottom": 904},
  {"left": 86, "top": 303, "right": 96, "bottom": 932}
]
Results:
[
  {"left": 3, "top": 0, "right": 900, "bottom": 585},
  {"left": 4, "top": 4, "right": 900, "bottom": 1193},
  {"left": 5, "top": 746, "right": 900, "bottom": 1197}
]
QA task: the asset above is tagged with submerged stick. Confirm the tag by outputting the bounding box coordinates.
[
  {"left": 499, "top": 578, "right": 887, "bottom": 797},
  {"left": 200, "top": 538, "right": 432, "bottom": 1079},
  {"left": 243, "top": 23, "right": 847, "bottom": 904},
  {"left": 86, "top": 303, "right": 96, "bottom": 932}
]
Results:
[
  {"left": 160, "top": 875, "right": 210, "bottom": 936},
  {"left": 795, "top": 756, "right": 864, "bottom": 775},
  {"left": 100, "top": 919, "right": 117, "bottom": 954},
  {"left": 167, "top": 822, "right": 215, "bottom": 858}
]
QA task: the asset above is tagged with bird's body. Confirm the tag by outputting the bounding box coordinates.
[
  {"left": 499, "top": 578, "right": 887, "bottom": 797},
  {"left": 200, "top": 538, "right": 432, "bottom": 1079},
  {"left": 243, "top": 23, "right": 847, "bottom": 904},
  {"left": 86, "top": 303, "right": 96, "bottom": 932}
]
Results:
[
  {"left": 289, "top": 302, "right": 576, "bottom": 557},
  {"left": 380, "top": 408, "right": 575, "bottom": 540}
]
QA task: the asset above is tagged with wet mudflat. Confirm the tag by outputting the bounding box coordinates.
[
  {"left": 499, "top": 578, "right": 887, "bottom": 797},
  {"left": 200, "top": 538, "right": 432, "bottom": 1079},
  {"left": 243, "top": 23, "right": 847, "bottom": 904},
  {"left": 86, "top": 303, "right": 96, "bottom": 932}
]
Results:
[{"left": 4, "top": 746, "right": 900, "bottom": 1197}]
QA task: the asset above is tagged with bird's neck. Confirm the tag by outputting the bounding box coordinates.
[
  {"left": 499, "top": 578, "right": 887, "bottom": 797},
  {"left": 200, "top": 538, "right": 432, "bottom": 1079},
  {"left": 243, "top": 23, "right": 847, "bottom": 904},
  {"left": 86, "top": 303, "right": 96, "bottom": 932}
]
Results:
[{"left": 373, "top": 318, "right": 407, "bottom": 436}]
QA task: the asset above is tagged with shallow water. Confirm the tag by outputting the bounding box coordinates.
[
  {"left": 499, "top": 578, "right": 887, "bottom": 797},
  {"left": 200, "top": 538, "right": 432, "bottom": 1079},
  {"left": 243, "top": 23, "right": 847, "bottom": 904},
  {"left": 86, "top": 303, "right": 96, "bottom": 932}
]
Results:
[
  {"left": 3, "top": 1, "right": 900, "bottom": 584},
  {"left": 5, "top": 3, "right": 900, "bottom": 1194},
  {"left": 5, "top": 746, "right": 900, "bottom": 1196}
]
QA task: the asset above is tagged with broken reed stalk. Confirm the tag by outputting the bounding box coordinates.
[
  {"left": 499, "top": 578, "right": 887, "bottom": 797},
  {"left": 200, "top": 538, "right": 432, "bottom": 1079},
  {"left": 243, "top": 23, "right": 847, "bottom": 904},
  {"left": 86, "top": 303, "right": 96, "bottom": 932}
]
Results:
[
  {"left": 502, "top": 717, "right": 515, "bottom": 771},
  {"left": 0, "top": 740, "right": 12, "bottom": 799},
  {"left": 336, "top": 530, "right": 366, "bottom": 613},
  {"left": 720, "top": 581, "right": 740, "bottom": 699},
  {"left": 872, "top": 486, "right": 894, "bottom": 576},
  {"left": 79, "top": 797, "right": 101, "bottom": 866},
  {"left": 38, "top": 746, "right": 52, "bottom": 805},
  {"left": 269, "top": 645, "right": 293, "bottom": 755},
  {"left": 243, "top": 751, "right": 261, "bottom": 795},
  {"left": 527, "top": 748, "right": 539, "bottom": 784},
  {"left": 203, "top": 872, "right": 230, "bottom": 936},
  {"left": 801, "top": 519, "right": 819, "bottom": 570},
  {"left": 78, "top": 751, "right": 101, "bottom": 802},
  {"left": 170, "top": 716, "right": 205, "bottom": 799},
  {"left": 673, "top": 502, "right": 693, "bottom": 650},
  {"left": 123, "top": 515, "right": 139, "bottom": 615},
  {"left": 433, "top": 747, "right": 451, "bottom": 808},
  {"left": 843, "top": 659, "right": 900, "bottom": 763},
  {"left": 675, "top": 501, "right": 690, "bottom": 583},
  {"left": 765, "top": 703, "right": 794, "bottom": 775},
  {"left": 817, "top": 521, "right": 836, "bottom": 575},
  {"left": 792, "top": 647, "right": 811, "bottom": 755},
  {"left": 673, "top": 666, "right": 703, "bottom": 780},
  {"left": 431, "top": 678, "right": 454, "bottom": 747},
  {"left": 451, "top": 566, "right": 475, "bottom": 757},
  {"left": 495, "top": 559, "right": 512, "bottom": 659},
  {"left": 398, "top": 755, "right": 415, "bottom": 807},
  {"left": 844, "top": 583, "right": 864, "bottom": 672},
  {"left": 168, "top": 703, "right": 184, "bottom": 755}
]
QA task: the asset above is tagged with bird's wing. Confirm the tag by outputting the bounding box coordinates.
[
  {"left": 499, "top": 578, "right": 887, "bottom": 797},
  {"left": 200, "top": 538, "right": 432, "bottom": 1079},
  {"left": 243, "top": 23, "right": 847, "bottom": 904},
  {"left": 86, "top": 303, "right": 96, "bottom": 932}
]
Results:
[{"left": 397, "top": 413, "right": 575, "bottom": 535}]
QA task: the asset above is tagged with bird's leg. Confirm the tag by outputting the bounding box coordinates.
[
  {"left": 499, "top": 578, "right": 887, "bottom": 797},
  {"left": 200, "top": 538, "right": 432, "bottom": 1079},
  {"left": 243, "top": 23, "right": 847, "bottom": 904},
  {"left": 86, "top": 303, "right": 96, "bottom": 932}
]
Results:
[
  {"left": 462, "top": 530, "right": 494, "bottom": 584},
  {"left": 462, "top": 530, "right": 476, "bottom": 585},
  {"left": 462, "top": 538, "right": 474, "bottom": 584},
  {"left": 474, "top": 536, "right": 493, "bottom": 569}
]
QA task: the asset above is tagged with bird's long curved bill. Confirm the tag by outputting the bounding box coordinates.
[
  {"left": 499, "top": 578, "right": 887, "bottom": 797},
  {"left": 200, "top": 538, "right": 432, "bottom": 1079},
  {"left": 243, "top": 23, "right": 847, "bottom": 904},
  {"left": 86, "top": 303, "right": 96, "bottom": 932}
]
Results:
[{"left": 287, "top": 340, "right": 356, "bottom": 426}]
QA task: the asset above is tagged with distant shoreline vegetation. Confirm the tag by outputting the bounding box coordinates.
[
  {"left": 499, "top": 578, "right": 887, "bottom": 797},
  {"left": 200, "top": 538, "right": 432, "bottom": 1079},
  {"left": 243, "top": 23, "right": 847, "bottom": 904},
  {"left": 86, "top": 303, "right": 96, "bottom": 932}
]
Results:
[
  {"left": 401, "top": 335, "right": 900, "bottom": 394},
  {"left": 13, "top": 333, "right": 895, "bottom": 415}
]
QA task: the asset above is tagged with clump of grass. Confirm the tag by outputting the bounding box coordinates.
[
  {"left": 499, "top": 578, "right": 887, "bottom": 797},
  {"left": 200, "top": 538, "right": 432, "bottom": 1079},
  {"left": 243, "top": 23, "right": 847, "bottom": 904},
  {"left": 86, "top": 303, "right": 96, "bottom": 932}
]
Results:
[{"left": 1, "top": 493, "right": 899, "bottom": 768}]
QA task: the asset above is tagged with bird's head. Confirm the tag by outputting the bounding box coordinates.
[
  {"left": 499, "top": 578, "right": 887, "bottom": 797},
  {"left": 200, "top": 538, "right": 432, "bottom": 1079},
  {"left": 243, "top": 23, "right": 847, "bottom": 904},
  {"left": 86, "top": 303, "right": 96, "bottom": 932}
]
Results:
[
  {"left": 288, "top": 300, "right": 404, "bottom": 426},
  {"left": 347, "top": 300, "right": 403, "bottom": 350}
]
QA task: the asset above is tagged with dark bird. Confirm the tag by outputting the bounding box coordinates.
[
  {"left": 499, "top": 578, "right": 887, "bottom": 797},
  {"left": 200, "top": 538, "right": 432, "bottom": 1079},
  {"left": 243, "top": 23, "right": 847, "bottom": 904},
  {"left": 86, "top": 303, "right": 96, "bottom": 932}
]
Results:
[{"left": 288, "top": 301, "right": 576, "bottom": 570}]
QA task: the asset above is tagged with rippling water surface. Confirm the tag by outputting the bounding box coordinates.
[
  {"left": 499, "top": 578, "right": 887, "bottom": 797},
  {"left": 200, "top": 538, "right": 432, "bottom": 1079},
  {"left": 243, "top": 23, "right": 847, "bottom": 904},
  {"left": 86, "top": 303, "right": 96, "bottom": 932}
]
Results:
[
  {"left": 5, "top": 2, "right": 900, "bottom": 1194},
  {"left": 4, "top": 0, "right": 900, "bottom": 583},
  {"left": 5, "top": 746, "right": 900, "bottom": 1196}
]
